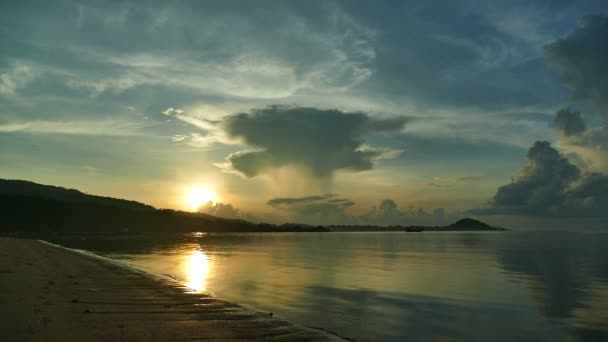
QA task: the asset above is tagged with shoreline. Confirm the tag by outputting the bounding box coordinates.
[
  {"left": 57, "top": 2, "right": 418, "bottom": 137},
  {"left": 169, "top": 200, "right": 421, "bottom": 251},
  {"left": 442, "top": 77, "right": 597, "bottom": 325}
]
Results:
[{"left": 0, "top": 237, "right": 345, "bottom": 341}]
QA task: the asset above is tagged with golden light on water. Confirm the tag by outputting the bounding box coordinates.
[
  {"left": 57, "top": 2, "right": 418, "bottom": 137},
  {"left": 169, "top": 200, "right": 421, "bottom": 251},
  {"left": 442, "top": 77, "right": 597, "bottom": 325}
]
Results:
[
  {"left": 185, "top": 187, "right": 217, "bottom": 211},
  {"left": 185, "top": 249, "right": 211, "bottom": 293}
]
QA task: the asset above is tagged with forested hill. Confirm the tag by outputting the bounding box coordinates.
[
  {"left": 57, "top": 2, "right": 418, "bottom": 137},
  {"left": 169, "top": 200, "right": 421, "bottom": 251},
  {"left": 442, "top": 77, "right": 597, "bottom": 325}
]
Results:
[
  {"left": 0, "top": 179, "right": 326, "bottom": 233},
  {"left": 0, "top": 179, "right": 154, "bottom": 211}
]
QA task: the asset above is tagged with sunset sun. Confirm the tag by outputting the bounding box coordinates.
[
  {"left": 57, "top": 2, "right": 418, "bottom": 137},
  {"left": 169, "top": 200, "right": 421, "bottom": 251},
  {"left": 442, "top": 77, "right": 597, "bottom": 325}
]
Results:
[{"left": 186, "top": 188, "right": 216, "bottom": 211}]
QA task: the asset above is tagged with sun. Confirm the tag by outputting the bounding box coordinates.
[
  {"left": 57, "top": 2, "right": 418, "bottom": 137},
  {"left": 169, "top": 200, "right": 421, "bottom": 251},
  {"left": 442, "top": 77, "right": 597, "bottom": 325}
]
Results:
[{"left": 186, "top": 188, "right": 216, "bottom": 211}]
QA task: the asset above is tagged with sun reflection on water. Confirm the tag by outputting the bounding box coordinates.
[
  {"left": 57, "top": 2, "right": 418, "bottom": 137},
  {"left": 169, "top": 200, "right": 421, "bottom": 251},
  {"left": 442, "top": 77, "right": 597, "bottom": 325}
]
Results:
[{"left": 185, "top": 249, "right": 211, "bottom": 293}]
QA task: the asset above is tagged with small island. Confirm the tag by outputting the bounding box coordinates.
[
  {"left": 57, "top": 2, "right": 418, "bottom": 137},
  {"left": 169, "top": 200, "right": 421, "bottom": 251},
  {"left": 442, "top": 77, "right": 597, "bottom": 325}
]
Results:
[
  {"left": 405, "top": 218, "right": 507, "bottom": 232},
  {"left": 327, "top": 218, "right": 506, "bottom": 232}
]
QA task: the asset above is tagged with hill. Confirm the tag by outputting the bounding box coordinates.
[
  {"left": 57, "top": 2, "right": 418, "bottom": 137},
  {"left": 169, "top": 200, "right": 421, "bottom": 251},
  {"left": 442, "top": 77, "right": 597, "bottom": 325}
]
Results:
[
  {"left": 0, "top": 179, "right": 327, "bottom": 233},
  {"left": 328, "top": 218, "right": 506, "bottom": 232},
  {"left": 0, "top": 179, "right": 154, "bottom": 211},
  {"left": 446, "top": 218, "right": 492, "bottom": 230}
]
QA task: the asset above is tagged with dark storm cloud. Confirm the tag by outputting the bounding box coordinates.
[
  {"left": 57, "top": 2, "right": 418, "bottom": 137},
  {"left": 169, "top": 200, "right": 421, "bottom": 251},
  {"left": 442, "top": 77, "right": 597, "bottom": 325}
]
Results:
[
  {"left": 219, "top": 106, "right": 408, "bottom": 178},
  {"left": 545, "top": 16, "right": 608, "bottom": 170},
  {"left": 471, "top": 141, "right": 608, "bottom": 217},
  {"left": 546, "top": 14, "right": 608, "bottom": 119},
  {"left": 554, "top": 108, "right": 586, "bottom": 137}
]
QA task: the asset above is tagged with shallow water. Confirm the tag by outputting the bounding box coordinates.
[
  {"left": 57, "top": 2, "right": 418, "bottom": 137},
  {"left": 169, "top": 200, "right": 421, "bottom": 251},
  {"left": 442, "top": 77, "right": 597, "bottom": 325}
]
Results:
[{"left": 45, "top": 231, "right": 608, "bottom": 341}]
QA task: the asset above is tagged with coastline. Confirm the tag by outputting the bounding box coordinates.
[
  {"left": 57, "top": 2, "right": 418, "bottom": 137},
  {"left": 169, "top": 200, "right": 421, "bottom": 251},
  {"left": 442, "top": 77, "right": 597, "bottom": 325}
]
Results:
[{"left": 0, "top": 237, "right": 345, "bottom": 341}]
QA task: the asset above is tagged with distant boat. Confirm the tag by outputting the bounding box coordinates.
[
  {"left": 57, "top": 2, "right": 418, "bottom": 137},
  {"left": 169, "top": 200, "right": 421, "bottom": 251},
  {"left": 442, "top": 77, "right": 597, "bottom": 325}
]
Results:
[{"left": 405, "top": 227, "right": 424, "bottom": 232}]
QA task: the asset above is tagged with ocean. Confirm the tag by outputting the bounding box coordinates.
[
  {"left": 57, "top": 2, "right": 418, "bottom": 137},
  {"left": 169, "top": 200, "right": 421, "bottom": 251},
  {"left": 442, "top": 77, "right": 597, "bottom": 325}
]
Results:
[{"left": 44, "top": 230, "right": 608, "bottom": 341}]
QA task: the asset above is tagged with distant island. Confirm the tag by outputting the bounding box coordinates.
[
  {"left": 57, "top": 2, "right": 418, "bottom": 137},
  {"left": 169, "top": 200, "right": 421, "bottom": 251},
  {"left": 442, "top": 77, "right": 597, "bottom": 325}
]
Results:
[
  {"left": 0, "top": 179, "right": 506, "bottom": 234},
  {"left": 327, "top": 218, "right": 507, "bottom": 232}
]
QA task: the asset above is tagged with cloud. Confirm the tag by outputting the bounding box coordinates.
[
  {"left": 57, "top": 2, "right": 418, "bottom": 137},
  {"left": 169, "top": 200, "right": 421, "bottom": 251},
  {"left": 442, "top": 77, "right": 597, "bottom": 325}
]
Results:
[
  {"left": 471, "top": 141, "right": 608, "bottom": 217},
  {"left": 546, "top": 14, "right": 608, "bottom": 119},
  {"left": 171, "top": 134, "right": 188, "bottom": 142},
  {"left": 0, "top": 64, "right": 37, "bottom": 97},
  {"left": 197, "top": 200, "right": 266, "bottom": 223},
  {"left": 64, "top": 74, "right": 141, "bottom": 96},
  {"left": 363, "top": 199, "right": 451, "bottom": 225},
  {"left": 35, "top": 2, "right": 376, "bottom": 99},
  {"left": 0, "top": 119, "right": 146, "bottom": 136},
  {"left": 403, "top": 111, "right": 556, "bottom": 149},
  {"left": 377, "top": 199, "right": 399, "bottom": 219},
  {"left": 554, "top": 108, "right": 586, "bottom": 138},
  {"left": 534, "top": 15, "right": 608, "bottom": 172},
  {"left": 215, "top": 106, "right": 408, "bottom": 179},
  {"left": 456, "top": 176, "right": 481, "bottom": 182},
  {"left": 198, "top": 201, "right": 240, "bottom": 220},
  {"left": 162, "top": 108, "right": 184, "bottom": 116},
  {"left": 162, "top": 108, "right": 218, "bottom": 130},
  {"left": 551, "top": 108, "right": 608, "bottom": 172},
  {"left": 266, "top": 194, "right": 452, "bottom": 226},
  {"left": 350, "top": 1, "right": 570, "bottom": 112},
  {"left": 427, "top": 176, "right": 481, "bottom": 189},
  {"left": 267, "top": 196, "right": 327, "bottom": 206},
  {"left": 428, "top": 182, "right": 450, "bottom": 189},
  {"left": 266, "top": 193, "right": 354, "bottom": 224}
]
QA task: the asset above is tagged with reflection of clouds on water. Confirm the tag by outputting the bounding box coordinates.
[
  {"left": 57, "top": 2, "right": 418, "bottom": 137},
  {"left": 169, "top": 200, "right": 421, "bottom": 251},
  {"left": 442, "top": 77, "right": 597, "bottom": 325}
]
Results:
[
  {"left": 498, "top": 232, "right": 608, "bottom": 340},
  {"left": 499, "top": 233, "right": 589, "bottom": 318},
  {"left": 296, "top": 286, "right": 549, "bottom": 341}
]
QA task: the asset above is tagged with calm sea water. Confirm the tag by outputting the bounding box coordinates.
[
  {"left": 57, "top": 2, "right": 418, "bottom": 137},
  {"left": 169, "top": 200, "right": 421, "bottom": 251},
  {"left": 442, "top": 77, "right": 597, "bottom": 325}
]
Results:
[{"left": 45, "top": 231, "right": 608, "bottom": 341}]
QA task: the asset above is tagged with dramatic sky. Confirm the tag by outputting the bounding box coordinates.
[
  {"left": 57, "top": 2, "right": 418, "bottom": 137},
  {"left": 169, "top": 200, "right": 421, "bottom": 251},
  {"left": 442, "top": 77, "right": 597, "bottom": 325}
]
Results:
[{"left": 1, "top": 1, "right": 607, "bottom": 228}]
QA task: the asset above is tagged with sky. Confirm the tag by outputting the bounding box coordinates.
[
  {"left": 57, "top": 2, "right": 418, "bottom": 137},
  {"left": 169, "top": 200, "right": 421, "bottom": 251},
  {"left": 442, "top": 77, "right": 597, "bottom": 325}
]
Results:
[{"left": 1, "top": 0, "right": 607, "bottom": 228}]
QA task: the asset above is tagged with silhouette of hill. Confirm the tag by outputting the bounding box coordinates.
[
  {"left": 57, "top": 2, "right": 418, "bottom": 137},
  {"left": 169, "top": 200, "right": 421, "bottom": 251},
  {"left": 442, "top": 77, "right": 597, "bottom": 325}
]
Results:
[
  {"left": 0, "top": 179, "right": 327, "bottom": 233},
  {"left": 446, "top": 218, "right": 492, "bottom": 230},
  {"left": 329, "top": 218, "right": 506, "bottom": 232},
  {"left": 0, "top": 179, "right": 154, "bottom": 211}
]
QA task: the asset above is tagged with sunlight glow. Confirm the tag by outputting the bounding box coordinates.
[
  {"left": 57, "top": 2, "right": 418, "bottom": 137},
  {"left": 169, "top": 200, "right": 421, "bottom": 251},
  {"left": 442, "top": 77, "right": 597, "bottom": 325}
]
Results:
[
  {"left": 186, "top": 188, "right": 216, "bottom": 211},
  {"left": 185, "top": 249, "right": 210, "bottom": 293}
]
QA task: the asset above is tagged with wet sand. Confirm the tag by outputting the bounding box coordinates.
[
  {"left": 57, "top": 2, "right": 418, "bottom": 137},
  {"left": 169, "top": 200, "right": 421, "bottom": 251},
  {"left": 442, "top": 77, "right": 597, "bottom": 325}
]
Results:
[{"left": 0, "top": 238, "right": 345, "bottom": 341}]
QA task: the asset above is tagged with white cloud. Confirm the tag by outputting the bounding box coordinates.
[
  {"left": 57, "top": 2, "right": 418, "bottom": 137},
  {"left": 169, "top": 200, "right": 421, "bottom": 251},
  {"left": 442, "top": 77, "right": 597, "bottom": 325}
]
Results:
[
  {"left": 65, "top": 74, "right": 141, "bottom": 95},
  {"left": 171, "top": 134, "right": 188, "bottom": 142},
  {"left": 59, "top": 4, "right": 376, "bottom": 99},
  {"left": 0, "top": 119, "right": 146, "bottom": 136},
  {"left": 162, "top": 108, "right": 184, "bottom": 116},
  {"left": 0, "top": 64, "right": 37, "bottom": 96}
]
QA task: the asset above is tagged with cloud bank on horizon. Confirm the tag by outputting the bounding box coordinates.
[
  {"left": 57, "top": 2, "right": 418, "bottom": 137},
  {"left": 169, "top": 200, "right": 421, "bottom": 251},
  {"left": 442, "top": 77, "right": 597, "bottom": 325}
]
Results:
[
  {"left": 262, "top": 194, "right": 449, "bottom": 226},
  {"left": 1, "top": 1, "right": 608, "bottom": 226}
]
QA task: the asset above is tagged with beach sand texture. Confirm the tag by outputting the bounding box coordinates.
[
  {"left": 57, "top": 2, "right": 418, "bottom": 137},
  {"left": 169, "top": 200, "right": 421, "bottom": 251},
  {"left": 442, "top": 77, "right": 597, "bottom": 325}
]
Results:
[{"left": 0, "top": 238, "right": 344, "bottom": 341}]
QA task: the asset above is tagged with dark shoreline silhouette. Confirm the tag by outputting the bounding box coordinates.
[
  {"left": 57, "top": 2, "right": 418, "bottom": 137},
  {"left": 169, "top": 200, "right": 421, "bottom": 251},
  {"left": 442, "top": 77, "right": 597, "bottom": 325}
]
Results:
[
  {"left": 329, "top": 218, "right": 507, "bottom": 232},
  {"left": 0, "top": 179, "right": 505, "bottom": 234}
]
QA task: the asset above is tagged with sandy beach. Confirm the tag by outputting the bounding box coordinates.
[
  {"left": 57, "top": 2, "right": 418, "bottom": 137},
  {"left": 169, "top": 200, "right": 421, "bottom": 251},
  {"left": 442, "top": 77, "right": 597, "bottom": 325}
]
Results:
[{"left": 0, "top": 238, "right": 344, "bottom": 341}]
